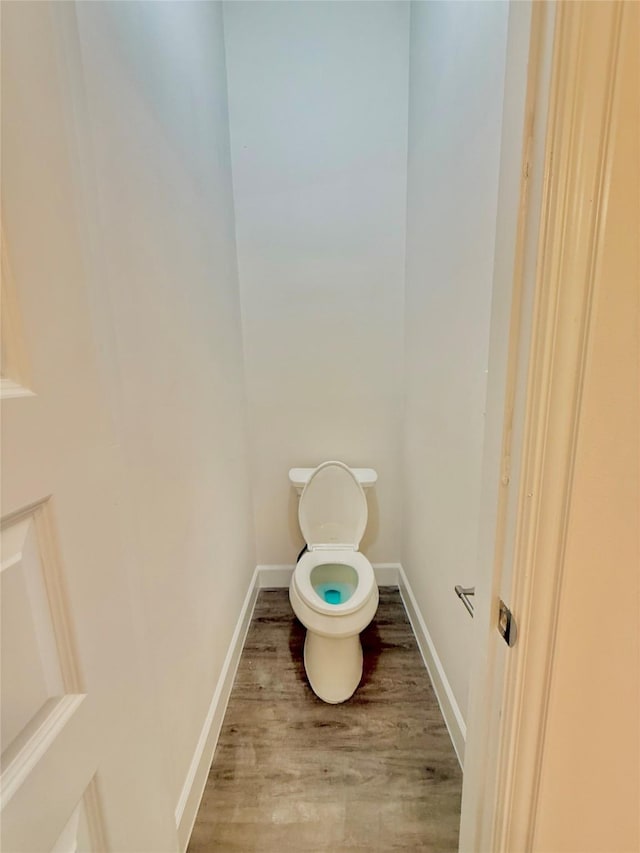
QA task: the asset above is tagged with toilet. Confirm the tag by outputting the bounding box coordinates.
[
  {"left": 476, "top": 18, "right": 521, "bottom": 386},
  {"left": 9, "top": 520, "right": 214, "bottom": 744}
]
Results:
[{"left": 288, "top": 461, "right": 379, "bottom": 704}]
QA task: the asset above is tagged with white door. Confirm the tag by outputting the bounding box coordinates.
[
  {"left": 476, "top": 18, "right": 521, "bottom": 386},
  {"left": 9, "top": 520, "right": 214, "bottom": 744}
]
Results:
[
  {"left": 1, "top": 178, "right": 105, "bottom": 851},
  {"left": 1, "top": 5, "right": 175, "bottom": 851},
  {"left": 0, "top": 11, "right": 108, "bottom": 844}
]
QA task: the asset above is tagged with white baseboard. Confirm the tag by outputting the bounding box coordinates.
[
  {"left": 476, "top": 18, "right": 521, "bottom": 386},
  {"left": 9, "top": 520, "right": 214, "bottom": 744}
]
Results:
[
  {"left": 256, "top": 564, "right": 293, "bottom": 588},
  {"left": 177, "top": 560, "right": 464, "bottom": 850},
  {"left": 175, "top": 566, "right": 260, "bottom": 852},
  {"left": 371, "top": 562, "right": 401, "bottom": 586},
  {"left": 397, "top": 565, "right": 466, "bottom": 767}
]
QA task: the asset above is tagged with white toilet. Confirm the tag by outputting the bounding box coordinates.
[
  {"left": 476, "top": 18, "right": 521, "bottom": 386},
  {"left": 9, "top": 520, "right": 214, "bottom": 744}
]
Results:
[{"left": 288, "top": 461, "right": 379, "bottom": 704}]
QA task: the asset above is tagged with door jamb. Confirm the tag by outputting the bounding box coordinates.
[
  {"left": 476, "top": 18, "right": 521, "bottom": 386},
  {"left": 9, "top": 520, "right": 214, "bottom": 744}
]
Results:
[
  {"left": 460, "top": 2, "right": 627, "bottom": 850},
  {"left": 459, "top": 1, "right": 555, "bottom": 847}
]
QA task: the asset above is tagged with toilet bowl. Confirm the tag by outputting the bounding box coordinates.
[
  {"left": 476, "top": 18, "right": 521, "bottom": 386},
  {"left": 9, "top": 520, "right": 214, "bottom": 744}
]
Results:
[{"left": 289, "top": 461, "right": 379, "bottom": 703}]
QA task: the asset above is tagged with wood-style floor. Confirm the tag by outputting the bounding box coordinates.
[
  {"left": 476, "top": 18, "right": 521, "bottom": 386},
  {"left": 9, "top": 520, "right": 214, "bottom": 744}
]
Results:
[{"left": 188, "top": 588, "right": 462, "bottom": 852}]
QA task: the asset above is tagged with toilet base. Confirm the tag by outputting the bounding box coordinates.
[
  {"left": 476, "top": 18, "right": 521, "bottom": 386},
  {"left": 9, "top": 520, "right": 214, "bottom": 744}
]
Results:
[{"left": 303, "top": 631, "right": 363, "bottom": 704}]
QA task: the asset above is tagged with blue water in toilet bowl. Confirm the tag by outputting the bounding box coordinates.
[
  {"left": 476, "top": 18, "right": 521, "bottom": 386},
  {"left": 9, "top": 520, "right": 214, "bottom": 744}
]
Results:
[
  {"left": 309, "top": 563, "right": 358, "bottom": 605},
  {"left": 314, "top": 581, "right": 355, "bottom": 605}
]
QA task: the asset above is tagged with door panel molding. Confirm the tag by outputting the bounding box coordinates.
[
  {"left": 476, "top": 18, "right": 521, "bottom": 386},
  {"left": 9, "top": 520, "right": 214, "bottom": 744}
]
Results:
[
  {"left": 1, "top": 695, "right": 86, "bottom": 805},
  {"left": 1, "top": 499, "right": 85, "bottom": 696},
  {"left": 1, "top": 695, "right": 96, "bottom": 851},
  {"left": 0, "top": 498, "right": 107, "bottom": 849}
]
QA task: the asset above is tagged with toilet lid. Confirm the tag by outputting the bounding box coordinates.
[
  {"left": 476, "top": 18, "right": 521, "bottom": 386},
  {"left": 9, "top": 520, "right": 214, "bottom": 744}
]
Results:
[{"left": 298, "top": 461, "right": 368, "bottom": 549}]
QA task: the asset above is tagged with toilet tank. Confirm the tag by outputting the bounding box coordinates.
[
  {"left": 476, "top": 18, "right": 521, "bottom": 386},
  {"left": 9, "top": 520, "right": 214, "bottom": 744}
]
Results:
[{"left": 289, "top": 465, "right": 377, "bottom": 497}]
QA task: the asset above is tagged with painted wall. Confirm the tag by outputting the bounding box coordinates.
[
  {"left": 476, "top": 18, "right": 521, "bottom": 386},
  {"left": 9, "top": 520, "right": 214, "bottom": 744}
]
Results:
[
  {"left": 67, "top": 0, "right": 255, "bottom": 820},
  {"left": 402, "top": 1, "right": 509, "bottom": 721},
  {"left": 223, "top": 1, "right": 410, "bottom": 565},
  {"left": 534, "top": 7, "right": 639, "bottom": 848}
]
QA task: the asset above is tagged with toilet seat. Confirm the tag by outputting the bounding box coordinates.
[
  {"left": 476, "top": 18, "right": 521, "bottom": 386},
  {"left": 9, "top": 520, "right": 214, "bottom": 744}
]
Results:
[
  {"left": 298, "top": 461, "right": 368, "bottom": 551},
  {"left": 293, "top": 549, "right": 376, "bottom": 617}
]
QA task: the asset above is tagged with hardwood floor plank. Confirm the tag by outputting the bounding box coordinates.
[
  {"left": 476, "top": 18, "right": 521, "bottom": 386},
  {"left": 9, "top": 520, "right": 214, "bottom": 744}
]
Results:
[{"left": 188, "top": 588, "right": 462, "bottom": 851}]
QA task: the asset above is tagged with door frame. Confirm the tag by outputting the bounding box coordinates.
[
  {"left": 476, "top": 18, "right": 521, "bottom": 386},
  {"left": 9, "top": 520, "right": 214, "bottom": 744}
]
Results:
[{"left": 460, "top": 1, "right": 628, "bottom": 850}]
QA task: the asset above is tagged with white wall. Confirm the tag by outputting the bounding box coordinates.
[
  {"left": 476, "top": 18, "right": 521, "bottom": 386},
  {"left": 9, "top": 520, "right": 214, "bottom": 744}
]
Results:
[
  {"left": 402, "top": 1, "right": 509, "bottom": 721},
  {"left": 223, "top": 1, "right": 410, "bottom": 565},
  {"left": 66, "top": 0, "right": 255, "bottom": 822}
]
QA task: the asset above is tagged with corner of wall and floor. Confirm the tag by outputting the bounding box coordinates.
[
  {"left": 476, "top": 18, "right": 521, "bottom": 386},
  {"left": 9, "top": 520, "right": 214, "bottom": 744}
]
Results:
[{"left": 175, "top": 561, "right": 467, "bottom": 851}]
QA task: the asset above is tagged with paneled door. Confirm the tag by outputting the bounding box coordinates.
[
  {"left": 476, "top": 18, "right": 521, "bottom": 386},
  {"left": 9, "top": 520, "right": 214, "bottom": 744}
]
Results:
[
  {"left": 0, "top": 5, "right": 147, "bottom": 850},
  {"left": 1, "top": 231, "right": 105, "bottom": 848},
  {"left": 0, "top": 158, "right": 107, "bottom": 851}
]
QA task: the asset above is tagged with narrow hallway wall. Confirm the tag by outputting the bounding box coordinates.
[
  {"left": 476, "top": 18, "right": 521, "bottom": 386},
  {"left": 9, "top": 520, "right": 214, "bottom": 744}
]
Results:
[
  {"left": 223, "top": 1, "right": 409, "bottom": 565},
  {"left": 402, "top": 1, "right": 509, "bottom": 724},
  {"left": 67, "top": 0, "right": 255, "bottom": 822}
]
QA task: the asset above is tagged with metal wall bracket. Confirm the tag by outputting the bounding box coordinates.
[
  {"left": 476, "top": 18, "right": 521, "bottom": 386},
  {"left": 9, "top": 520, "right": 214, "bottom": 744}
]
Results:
[{"left": 455, "top": 585, "right": 475, "bottom": 617}]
